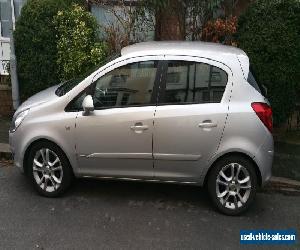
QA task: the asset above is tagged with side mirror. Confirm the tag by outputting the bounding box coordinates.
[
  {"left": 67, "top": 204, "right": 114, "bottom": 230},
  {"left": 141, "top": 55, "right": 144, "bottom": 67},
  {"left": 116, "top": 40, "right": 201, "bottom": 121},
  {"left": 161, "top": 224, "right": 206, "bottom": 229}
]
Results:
[{"left": 82, "top": 95, "right": 94, "bottom": 114}]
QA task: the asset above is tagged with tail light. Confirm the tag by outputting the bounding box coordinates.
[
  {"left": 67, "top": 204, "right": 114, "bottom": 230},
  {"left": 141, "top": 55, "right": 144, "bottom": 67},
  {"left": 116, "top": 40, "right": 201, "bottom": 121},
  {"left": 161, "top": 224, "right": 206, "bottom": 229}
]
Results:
[{"left": 251, "top": 102, "right": 273, "bottom": 133}]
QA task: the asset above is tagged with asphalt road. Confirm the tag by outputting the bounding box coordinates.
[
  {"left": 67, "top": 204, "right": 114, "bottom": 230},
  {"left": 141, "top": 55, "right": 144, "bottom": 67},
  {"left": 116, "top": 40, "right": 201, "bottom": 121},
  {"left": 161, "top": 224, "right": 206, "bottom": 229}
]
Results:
[{"left": 0, "top": 162, "right": 299, "bottom": 250}]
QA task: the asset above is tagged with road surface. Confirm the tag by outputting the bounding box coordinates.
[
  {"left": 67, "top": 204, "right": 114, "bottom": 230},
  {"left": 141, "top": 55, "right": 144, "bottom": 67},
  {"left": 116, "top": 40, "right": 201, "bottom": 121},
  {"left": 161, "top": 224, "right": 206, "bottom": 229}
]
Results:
[{"left": 0, "top": 162, "right": 299, "bottom": 249}]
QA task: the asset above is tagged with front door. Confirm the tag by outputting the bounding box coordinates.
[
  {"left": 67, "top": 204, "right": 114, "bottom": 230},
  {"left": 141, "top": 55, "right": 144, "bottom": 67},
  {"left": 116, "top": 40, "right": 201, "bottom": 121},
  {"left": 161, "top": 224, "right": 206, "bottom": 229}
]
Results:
[
  {"left": 74, "top": 60, "right": 160, "bottom": 178},
  {"left": 153, "top": 59, "right": 232, "bottom": 182}
]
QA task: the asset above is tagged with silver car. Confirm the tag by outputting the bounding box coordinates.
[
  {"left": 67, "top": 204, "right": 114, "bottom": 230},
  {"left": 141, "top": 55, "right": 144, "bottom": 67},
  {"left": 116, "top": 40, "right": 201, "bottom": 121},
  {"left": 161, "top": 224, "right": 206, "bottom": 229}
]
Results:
[{"left": 9, "top": 42, "right": 273, "bottom": 215}]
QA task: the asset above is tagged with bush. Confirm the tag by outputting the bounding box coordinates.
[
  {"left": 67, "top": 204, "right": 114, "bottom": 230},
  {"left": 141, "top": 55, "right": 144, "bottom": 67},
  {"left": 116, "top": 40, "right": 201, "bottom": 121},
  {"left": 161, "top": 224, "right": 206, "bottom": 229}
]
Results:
[
  {"left": 14, "top": 0, "right": 86, "bottom": 99},
  {"left": 236, "top": 0, "right": 300, "bottom": 125},
  {"left": 202, "top": 16, "right": 237, "bottom": 45},
  {"left": 54, "top": 4, "right": 108, "bottom": 80}
]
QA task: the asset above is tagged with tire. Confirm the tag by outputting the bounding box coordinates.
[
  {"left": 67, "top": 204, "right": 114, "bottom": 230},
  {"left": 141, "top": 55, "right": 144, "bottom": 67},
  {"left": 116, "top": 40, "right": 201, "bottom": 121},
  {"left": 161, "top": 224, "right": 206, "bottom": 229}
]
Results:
[
  {"left": 27, "top": 141, "right": 73, "bottom": 197},
  {"left": 207, "top": 155, "right": 258, "bottom": 216}
]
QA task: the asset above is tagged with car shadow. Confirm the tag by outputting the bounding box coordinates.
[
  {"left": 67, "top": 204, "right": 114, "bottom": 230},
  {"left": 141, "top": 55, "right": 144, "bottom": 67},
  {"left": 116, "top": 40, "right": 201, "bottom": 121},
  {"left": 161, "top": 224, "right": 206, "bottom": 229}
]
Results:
[
  {"left": 66, "top": 177, "right": 267, "bottom": 217},
  {"left": 69, "top": 177, "right": 211, "bottom": 209},
  {"left": 72, "top": 178, "right": 207, "bottom": 200},
  {"left": 5, "top": 165, "right": 281, "bottom": 218}
]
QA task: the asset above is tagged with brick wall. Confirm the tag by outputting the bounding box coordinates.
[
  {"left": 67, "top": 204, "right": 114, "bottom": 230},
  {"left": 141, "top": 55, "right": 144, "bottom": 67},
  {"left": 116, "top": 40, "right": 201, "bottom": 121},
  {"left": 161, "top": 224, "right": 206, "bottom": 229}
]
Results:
[{"left": 0, "top": 76, "right": 13, "bottom": 117}]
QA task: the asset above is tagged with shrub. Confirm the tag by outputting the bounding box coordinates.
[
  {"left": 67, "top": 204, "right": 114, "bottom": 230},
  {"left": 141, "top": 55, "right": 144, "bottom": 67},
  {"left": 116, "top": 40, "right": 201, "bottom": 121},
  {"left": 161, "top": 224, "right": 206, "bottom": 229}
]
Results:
[
  {"left": 236, "top": 0, "right": 300, "bottom": 125},
  {"left": 14, "top": 0, "right": 86, "bottom": 99},
  {"left": 202, "top": 16, "right": 237, "bottom": 45},
  {"left": 54, "top": 4, "right": 108, "bottom": 81}
]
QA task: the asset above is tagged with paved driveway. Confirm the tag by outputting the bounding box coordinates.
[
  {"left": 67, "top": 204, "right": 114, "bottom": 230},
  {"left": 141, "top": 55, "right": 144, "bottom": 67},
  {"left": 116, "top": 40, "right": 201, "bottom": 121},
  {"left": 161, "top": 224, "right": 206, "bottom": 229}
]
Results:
[{"left": 0, "top": 163, "right": 299, "bottom": 249}]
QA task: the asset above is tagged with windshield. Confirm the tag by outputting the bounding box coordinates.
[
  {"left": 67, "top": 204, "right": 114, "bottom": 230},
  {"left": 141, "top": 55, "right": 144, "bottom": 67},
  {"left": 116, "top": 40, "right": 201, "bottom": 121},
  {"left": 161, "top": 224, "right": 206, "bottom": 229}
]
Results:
[
  {"left": 55, "top": 52, "right": 120, "bottom": 97},
  {"left": 55, "top": 77, "right": 84, "bottom": 97}
]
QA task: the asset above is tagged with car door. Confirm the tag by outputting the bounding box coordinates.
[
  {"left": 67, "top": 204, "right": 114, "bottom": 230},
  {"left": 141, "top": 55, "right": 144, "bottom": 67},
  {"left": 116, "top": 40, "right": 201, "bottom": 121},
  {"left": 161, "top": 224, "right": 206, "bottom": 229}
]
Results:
[
  {"left": 153, "top": 57, "right": 232, "bottom": 182},
  {"left": 73, "top": 59, "right": 161, "bottom": 179}
]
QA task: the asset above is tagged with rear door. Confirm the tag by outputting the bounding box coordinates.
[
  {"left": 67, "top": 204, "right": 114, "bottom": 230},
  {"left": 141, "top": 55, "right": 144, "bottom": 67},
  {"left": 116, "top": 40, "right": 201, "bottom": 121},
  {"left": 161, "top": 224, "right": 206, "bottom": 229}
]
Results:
[{"left": 153, "top": 57, "right": 232, "bottom": 182}]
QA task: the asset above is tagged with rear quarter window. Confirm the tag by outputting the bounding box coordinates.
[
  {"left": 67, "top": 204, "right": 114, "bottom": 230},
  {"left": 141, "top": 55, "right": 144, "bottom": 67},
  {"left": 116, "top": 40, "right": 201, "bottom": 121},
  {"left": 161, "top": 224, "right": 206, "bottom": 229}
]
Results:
[
  {"left": 247, "top": 71, "right": 261, "bottom": 93},
  {"left": 247, "top": 67, "right": 267, "bottom": 97}
]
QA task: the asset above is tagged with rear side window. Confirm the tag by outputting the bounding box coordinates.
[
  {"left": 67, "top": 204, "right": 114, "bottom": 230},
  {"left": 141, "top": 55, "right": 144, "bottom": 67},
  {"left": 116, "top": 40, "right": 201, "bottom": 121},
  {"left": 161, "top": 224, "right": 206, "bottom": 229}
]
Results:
[
  {"left": 247, "top": 71, "right": 261, "bottom": 94},
  {"left": 247, "top": 66, "right": 267, "bottom": 97},
  {"left": 160, "top": 61, "right": 228, "bottom": 104}
]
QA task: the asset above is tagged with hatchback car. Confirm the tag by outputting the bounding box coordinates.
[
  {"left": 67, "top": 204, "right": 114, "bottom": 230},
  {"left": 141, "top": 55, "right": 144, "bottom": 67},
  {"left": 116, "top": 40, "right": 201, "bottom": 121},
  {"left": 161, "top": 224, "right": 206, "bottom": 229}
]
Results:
[{"left": 9, "top": 41, "right": 273, "bottom": 215}]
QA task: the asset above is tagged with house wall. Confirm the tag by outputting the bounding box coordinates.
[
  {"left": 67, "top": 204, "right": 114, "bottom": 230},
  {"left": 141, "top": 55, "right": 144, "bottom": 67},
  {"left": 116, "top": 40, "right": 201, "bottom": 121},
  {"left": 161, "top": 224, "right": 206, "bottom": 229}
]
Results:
[
  {"left": 0, "top": 0, "right": 26, "bottom": 116},
  {"left": 0, "top": 37, "right": 10, "bottom": 75}
]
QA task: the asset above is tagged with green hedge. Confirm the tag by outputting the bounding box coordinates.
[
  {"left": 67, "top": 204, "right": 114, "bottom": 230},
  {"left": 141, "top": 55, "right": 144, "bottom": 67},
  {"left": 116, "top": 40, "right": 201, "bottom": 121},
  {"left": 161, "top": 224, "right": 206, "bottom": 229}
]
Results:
[
  {"left": 236, "top": 0, "right": 300, "bottom": 125},
  {"left": 14, "top": 0, "right": 85, "bottom": 99},
  {"left": 54, "top": 4, "right": 108, "bottom": 81}
]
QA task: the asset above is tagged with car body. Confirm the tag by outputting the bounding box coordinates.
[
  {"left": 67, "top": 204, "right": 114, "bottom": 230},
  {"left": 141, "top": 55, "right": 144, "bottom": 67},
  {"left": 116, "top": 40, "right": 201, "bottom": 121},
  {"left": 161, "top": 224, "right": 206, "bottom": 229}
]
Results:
[{"left": 9, "top": 41, "right": 274, "bottom": 215}]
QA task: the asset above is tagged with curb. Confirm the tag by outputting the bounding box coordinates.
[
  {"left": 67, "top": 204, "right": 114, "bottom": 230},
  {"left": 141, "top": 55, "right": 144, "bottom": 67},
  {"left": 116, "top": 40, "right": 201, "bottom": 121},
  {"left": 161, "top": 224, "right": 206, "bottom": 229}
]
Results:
[
  {"left": 265, "top": 177, "right": 300, "bottom": 194},
  {"left": 0, "top": 151, "right": 12, "bottom": 160},
  {"left": 274, "top": 152, "right": 300, "bottom": 160},
  {"left": 0, "top": 143, "right": 299, "bottom": 193},
  {"left": 274, "top": 139, "right": 300, "bottom": 146},
  {"left": 0, "top": 143, "right": 12, "bottom": 160}
]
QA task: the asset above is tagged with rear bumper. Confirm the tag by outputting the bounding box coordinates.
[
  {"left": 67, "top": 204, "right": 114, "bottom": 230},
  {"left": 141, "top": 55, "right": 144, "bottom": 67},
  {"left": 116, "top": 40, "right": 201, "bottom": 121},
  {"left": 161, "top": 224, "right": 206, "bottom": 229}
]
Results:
[{"left": 254, "top": 133, "right": 274, "bottom": 186}]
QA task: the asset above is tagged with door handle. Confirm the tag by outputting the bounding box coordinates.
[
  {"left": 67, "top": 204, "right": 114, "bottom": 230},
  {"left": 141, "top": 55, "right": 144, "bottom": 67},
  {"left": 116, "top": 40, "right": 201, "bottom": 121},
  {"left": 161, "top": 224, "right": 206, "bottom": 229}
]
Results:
[
  {"left": 130, "top": 123, "right": 149, "bottom": 132},
  {"left": 198, "top": 121, "right": 217, "bottom": 128},
  {"left": 130, "top": 125, "right": 149, "bottom": 130}
]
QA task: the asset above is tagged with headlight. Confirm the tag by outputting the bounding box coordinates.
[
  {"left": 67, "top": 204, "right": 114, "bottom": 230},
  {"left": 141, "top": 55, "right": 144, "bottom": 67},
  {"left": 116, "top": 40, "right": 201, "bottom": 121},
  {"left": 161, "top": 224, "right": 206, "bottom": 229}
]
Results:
[{"left": 10, "top": 109, "right": 30, "bottom": 133}]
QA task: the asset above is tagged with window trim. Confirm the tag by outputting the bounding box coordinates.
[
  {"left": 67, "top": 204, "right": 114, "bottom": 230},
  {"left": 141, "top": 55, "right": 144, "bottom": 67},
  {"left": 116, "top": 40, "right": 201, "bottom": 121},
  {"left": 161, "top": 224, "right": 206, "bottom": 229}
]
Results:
[
  {"left": 65, "top": 60, "right": 165, "bottom": 112},
  {"left": 157, "top": 60, "right": 229, "bottom": 106}
]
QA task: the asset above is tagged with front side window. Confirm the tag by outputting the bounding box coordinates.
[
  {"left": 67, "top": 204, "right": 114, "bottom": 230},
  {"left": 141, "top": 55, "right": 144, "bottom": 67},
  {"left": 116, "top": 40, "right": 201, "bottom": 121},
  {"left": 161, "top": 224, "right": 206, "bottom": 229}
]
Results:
[
  {"left": 93, "top": 61, "right": 158, "bottom": 108},
  {"left": 161, "top": 61, "right": 228, "bottom": 104},
  {"left": 69, "top": 60, "right": 158, "bottom": 110}
]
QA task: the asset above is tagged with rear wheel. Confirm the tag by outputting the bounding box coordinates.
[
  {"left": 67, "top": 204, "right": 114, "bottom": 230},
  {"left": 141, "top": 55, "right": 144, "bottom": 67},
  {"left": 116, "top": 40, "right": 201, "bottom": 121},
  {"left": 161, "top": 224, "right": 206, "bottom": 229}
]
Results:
[
  {"left": 207, "top": 155, "right": 258, "bottom": 215},
  {"left": 27, "top": 141, "right": 73, "bottom": 197}
]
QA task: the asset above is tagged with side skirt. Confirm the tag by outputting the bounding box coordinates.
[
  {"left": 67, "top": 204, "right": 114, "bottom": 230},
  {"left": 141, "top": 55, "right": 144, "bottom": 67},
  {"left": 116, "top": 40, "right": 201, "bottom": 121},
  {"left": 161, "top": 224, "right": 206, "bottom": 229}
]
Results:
[{"left": 81, "top": 175, "right": 201, "bottom": 186}]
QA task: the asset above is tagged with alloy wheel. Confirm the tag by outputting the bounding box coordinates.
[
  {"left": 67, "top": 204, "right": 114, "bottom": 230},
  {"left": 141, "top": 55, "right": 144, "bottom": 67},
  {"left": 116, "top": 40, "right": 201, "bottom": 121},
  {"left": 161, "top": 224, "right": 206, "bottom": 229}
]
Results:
[
  {"left": 216, "top": 163, "right": 252, "bottom": 210},
  {"left": 32, "top": 148, "right": 63, "bottom": 193}
]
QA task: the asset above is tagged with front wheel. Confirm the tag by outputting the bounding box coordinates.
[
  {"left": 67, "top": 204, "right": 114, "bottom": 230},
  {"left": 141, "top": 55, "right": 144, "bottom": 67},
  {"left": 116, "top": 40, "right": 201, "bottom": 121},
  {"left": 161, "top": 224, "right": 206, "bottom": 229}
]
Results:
[
  {"left": 27, "top": 141, "right": 73, "bottom": 197},
  {"left": 207, "top": 155, "right": 258, "bottom": 215}
]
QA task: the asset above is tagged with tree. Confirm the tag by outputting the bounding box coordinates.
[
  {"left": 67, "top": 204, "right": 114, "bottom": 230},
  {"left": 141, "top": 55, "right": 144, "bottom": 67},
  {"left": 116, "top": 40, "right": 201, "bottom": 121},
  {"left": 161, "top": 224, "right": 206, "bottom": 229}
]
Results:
[
  {"left": 236, "top": 0, "right": 300, "bottom": 125},
  {"left": 54, "top": 4, "right": 108, "bottom": 80},
  {"left": 143, "top": 0, "right": 223, "bottom": 40},
  {"left": 90, "top": 0, "right": 224, "bottom": 49},
  {"left": 14, "top": 0, "right": 85, "bottom": 98},
  {"left": 185, "top": 0, "right": 223, "bottom": 41}
]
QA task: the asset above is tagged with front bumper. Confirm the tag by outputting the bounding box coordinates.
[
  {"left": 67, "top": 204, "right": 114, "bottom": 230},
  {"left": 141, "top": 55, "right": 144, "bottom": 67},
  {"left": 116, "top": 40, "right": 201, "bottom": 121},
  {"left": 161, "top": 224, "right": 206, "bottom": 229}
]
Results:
[{"left": 9, "top": 130, "right": 24, "bottom": 173}]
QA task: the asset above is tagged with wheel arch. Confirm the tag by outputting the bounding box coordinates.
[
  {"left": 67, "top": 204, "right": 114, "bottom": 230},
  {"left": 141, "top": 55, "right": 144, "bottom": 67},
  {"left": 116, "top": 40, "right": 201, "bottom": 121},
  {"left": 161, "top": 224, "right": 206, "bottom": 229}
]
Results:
[
  {"left": 23, "top": 138, "right": 74, "bottom": 176},
  {"left": 203, "top": 152, "right": 262, "bottom": 187}
]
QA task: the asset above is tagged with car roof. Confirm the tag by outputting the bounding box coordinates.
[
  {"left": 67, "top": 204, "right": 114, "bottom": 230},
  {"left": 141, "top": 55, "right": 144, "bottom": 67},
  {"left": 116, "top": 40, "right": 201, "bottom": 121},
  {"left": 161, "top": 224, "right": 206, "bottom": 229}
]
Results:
[
  {"left": 121, "top": 41, "right": 246, "bottom": 57},
  {"left": 121, "top": 41, "right": 249, "bottom": 77}
]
